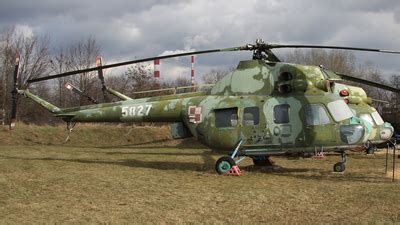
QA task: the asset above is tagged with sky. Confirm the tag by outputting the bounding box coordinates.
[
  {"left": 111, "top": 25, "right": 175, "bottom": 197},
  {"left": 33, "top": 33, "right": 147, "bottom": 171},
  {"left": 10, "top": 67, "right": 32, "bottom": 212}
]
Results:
[{"left": 1, "top": 0, "right": 400, "bottom": 81}]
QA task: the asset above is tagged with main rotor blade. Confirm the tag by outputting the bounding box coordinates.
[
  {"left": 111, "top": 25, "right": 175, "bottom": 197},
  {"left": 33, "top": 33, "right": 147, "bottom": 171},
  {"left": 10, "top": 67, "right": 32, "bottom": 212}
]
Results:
[
  {"left": 335, "top": 72, "right": 400, "bottom": 93},
  {"left": 267, "top": 44, "right": 400, "bottom": 55},
  {"left": 28, "top": 47, "right": 243, "bottom": 83}
]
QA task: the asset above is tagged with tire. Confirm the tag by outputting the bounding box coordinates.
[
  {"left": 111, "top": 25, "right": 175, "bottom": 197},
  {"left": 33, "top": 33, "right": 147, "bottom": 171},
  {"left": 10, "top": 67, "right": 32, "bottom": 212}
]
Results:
[
  {"left": 215, "top": 156, "right": 236, "bottom": 175},
  {"left": 333, "top": 162, "right": 346, "bottom": 172}
]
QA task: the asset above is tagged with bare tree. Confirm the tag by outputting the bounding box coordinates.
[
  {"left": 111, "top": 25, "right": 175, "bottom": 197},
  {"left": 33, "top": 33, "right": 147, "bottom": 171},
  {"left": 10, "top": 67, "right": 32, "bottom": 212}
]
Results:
[
  {"left": 202, "top": 69, "right": 232, "bottom": 84},
  {"left": 49, "top": 48, "right": 69, "bottom": 107},
  {"left": 0, "top": 29, "right": 16, "bottom": 125},
  {"left": 124, "top": 63, "right": 156, "bottom": 98},
  {"left": 0, "top": 28, "right": 52, "bottom": 124},
  {"left": 286, "top": 49, "right": 356, "bottom": 74},
  {"left": 62, "top": 37, "right": 101, "bottom": 106}
]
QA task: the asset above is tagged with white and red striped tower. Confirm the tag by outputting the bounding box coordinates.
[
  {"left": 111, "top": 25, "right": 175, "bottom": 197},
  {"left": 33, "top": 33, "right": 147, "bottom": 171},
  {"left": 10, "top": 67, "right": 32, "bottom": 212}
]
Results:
[
  {"left": 154, "top": 58, "right": 160, "bottom": 88},
  {"left": 191, "top": 55, "right": 195, "bottom": 86}
]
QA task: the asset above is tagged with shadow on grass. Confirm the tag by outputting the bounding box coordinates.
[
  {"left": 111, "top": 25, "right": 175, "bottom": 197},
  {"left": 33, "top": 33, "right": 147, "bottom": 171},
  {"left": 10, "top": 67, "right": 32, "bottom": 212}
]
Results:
[
  {"left": 241, "top": 164, "right": 391, "bottom": 183},
  {"left": 274, "top": 172, "right": 391, "bottom": 183},
  {"left": 0, "top": 154, "right": 392, "bottom": 183},
  {"left": 58, "top": 138, "right": 208, "bottom": 150},
  {"left": 243, "top": 165, "right": 318, "bottom": 174},
  {"left": 0, "top": 153, "right": 216, "bottom": 173}
]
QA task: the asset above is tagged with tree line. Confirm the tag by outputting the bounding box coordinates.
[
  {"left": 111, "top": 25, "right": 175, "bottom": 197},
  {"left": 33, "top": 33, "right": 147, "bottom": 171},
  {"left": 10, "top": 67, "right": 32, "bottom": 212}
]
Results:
[{"left": 0, "top": 28, "right": 398, "bottom": 125}]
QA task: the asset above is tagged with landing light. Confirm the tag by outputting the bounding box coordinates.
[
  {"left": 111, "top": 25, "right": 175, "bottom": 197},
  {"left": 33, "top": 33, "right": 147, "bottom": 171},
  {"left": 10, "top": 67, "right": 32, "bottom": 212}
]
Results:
[{"left": 65, "top": 83, "right": 73, "bottom": 90}]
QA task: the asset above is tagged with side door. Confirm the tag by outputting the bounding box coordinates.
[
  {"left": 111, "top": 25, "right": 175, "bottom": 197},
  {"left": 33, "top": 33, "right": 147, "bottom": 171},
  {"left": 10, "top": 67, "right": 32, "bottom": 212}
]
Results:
[
  {"left": 272, "top": 103, "right": 294, "bottom": 145},
  {"left": 265, "top": 98, "right": 304, "bottom": 147},
  {"left": 304, "top": 104, "right": 336, "bottom": 145}
]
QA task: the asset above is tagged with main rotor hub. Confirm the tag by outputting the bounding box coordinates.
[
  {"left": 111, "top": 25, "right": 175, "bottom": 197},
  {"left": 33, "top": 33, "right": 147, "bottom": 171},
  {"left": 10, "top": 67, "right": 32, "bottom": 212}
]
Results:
[{"left": 243, "top": 39, "right": 279, "bottom": 61}]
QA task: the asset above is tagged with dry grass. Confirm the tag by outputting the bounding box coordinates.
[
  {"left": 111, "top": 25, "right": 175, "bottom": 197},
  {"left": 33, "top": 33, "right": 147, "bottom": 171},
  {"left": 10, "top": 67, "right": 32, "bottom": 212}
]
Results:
[{"left": 0, "top": 124, "right": 399, "bottom": 223}]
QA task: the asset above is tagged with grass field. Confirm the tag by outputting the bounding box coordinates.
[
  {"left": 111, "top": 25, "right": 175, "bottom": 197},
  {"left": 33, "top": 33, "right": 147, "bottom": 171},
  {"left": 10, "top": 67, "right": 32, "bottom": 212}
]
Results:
[{"left": 0, "top": 124, "right": 399, "bottom": 223}]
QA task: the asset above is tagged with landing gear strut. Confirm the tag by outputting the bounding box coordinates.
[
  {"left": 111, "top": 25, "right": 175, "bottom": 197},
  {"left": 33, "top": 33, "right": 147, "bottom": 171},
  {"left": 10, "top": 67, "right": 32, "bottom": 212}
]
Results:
[
  {"left": 215, "top": 139, "right": 245, "bottom": 175},
  {"left": 364, "top": 141, "right": 377, "bottom": 154},
  {"left": 333, "top": 151, "right": 347, "bottom": 172}
]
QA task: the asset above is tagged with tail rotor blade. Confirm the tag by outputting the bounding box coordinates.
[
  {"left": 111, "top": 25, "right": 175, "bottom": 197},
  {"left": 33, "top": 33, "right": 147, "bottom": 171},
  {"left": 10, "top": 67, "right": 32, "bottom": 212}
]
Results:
[{"left": 96, "top": 56, "right": 109, "bottom": 102}]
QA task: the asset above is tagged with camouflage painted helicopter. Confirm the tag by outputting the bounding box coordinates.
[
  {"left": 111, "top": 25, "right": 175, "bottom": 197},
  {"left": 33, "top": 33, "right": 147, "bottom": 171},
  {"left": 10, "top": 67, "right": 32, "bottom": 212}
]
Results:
[{"left": 11, "top": 39, "right": 400, "bottom": 175}]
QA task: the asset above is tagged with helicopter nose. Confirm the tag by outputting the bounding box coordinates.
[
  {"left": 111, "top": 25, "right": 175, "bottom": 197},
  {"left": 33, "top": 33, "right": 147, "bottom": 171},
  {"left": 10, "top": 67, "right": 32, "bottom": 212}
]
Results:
[
  {"left": 340, "top": 124, "right": 365, "bottom": 145},
  {"left": 379, "top": 127, "right": 393, "bottom": 140},
  {"left": 379, "top": 122, "right": 394, "bottom": 140}
]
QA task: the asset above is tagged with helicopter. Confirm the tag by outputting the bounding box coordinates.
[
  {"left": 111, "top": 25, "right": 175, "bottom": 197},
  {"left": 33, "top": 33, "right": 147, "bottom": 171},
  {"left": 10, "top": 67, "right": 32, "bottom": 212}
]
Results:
[{"left": 10, "top": 39, "right": 400, "bottom": 175}]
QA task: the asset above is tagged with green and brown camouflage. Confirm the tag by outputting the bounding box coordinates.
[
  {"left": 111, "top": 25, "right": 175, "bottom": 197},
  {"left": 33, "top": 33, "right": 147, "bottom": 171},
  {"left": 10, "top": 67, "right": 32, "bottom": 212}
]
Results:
[{"left": 19, "top": 60, "right": 374, "bottom": 157}]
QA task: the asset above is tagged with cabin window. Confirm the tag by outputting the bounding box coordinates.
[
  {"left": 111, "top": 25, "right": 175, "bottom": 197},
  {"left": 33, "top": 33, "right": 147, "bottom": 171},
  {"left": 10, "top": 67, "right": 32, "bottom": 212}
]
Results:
[
  {"left": 215, "top": 108, "right": 238, "bottom": 128},
  {"left": 243, "top": 107, "right": 260, "bottom": 126},
  {"left": 274, "top": 104, "right": 290, "bottom": 124},
  {"left": 305, "top": 104, "right": 331, "bottom": 125},
  {"left": 327, "top": 100, "right": 353, "bottom": 122}
]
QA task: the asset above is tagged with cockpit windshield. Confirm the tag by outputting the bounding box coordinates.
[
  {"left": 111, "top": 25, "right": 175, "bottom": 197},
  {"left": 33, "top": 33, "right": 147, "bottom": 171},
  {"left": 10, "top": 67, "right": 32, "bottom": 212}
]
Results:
[
  {"left": 360, "top": 114, "right": 375, "bottom": 126},
  {"left": 326, "top": 100, "right": 354, "bottom": 122},
  {"left": 371, "top": 111, "right": 384, "bottom": 125}
]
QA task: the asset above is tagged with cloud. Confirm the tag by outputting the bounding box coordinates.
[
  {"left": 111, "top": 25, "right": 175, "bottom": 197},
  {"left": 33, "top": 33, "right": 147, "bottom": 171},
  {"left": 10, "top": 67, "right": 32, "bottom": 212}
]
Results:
[
  {"left": 159, "top": 49, "right": 195, "bottom": 56},
  {"left": 1, "top": 0, "right": 399, "bottom": 80},
  {"left": 14, "top": 24, "right": 34, "bottom": 38}
]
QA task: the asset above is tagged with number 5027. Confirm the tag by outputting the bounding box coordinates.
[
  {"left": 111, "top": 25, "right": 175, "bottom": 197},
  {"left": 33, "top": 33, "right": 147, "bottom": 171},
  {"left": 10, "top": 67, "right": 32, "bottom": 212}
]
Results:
[{"left": 121, "top": 104, "right": 152, "bottom": 117}]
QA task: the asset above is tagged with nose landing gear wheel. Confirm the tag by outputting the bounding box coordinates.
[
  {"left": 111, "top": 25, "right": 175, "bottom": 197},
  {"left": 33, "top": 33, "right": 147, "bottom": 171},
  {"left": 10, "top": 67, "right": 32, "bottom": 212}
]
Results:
[
  {"left": 215, "top": 156, "right": 236, "bottom": 175},
  {"left": 333, "top": 162, "right": 346, "bottom": 172}
]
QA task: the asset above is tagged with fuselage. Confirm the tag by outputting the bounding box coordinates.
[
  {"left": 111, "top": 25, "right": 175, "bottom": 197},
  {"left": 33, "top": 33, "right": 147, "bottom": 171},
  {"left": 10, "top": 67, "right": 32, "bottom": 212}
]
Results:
[{"left": 46, "top": 60, "right": 372, "bottom": 154}]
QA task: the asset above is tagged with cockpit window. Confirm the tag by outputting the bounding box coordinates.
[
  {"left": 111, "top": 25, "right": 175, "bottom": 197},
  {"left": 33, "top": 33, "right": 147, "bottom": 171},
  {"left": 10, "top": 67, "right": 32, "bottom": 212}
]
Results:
[
  {"left": 360, "top": 114, "right": 375, "bottom": 126},
  {"left": 326, "top": 100, "right": 354, "bottom": 122},
  {"left": 215, "top": 108, "right": 238, "bottom": 128},
  {"left": 274, "top": 104, "right": 290, "bottom": 123},
  {"left": 305, "top": 104, "right": 331, "bottom": 125},
  {"left": 371, "top": 111, "right": 384, "bottom": 125}
]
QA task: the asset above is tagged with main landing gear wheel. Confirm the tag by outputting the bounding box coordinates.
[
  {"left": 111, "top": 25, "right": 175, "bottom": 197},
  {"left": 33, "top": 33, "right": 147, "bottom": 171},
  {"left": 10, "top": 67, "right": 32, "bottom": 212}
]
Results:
[
  {"left": 333, "top": 162, "right": 346, "bottom": 172},
  {"left": 215, "top": 156, "right": 236, "bottom": 175}
]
